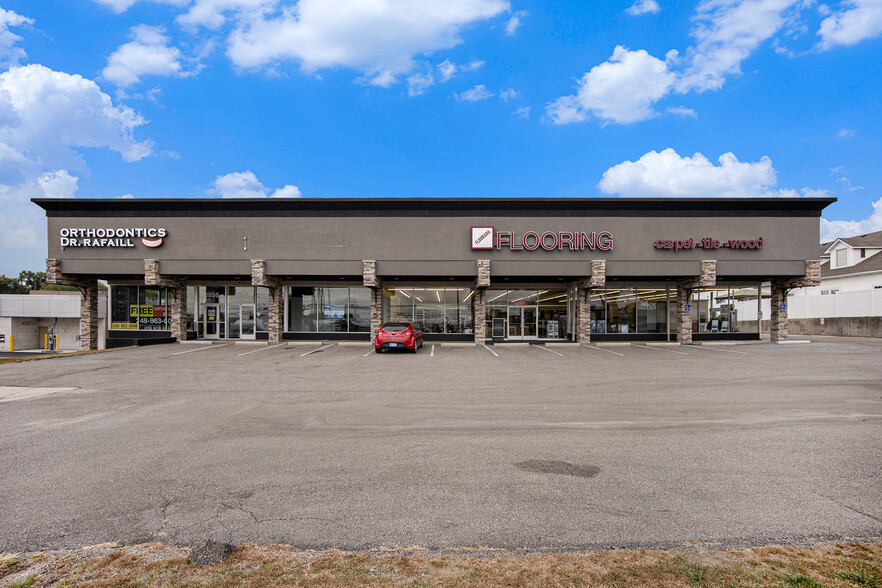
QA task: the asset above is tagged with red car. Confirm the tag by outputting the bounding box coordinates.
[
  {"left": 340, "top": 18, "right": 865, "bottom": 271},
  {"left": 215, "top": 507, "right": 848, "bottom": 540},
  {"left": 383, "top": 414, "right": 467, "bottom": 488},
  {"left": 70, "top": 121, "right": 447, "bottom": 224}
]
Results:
[{"left": 375, "top": 321, "right": 423, "bottom": 353}]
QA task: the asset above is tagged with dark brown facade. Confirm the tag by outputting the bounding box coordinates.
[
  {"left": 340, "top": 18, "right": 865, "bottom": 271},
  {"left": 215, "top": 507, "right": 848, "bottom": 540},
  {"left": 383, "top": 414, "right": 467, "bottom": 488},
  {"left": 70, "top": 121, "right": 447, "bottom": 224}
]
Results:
[{"left": 34, "top": 197, "right": 834, "bottom": 350}]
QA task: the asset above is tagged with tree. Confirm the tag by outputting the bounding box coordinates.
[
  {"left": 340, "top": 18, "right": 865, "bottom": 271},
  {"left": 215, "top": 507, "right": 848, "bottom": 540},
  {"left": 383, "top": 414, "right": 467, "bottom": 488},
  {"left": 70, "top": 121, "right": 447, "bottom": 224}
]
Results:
[{"left": 18, "top": 270, "right": 45, "bottom": 291}]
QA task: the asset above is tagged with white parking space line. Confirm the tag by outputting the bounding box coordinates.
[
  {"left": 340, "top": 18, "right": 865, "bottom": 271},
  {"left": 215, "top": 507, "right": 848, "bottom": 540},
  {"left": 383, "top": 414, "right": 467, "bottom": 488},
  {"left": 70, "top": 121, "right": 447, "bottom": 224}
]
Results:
[
  {"left": 431, "top": 345, "right": 435, "bottom": 357},
  {"left": 363, "top": 348, "right": 376, "bottom": 357},
  {"left": 582, "top": 345, "right": 624, "bottom": 356},
  {"left": 638, "top": 345, "right": 689, "bottom": 356},
  {"left": 171, "top": 343, "right": 232, "bottom": 356},
  {"left": 481, "top": 344, "right": 499, "bottom": 357},
  {"left": 689, "top": 345, "right": 748, "bottom": 355},
  {"left": 535, "top": 345, "right": 564, "bottom": 357},
  {"left": 299, "top": 343, "right": 336, "bottom": 357},
  {"left": 237, "top": 343, "right": 286, "bottom": 357}
]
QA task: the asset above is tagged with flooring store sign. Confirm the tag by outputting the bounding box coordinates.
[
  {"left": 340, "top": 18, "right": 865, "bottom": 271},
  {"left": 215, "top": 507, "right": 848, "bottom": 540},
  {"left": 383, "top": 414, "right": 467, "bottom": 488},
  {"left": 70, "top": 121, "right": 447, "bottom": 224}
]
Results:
[
  {"left": 59, "top": 227, "right": 167, "bottom": 248},
  {"left": 471, "top": 226, "right": 614, "bottom": 251}
]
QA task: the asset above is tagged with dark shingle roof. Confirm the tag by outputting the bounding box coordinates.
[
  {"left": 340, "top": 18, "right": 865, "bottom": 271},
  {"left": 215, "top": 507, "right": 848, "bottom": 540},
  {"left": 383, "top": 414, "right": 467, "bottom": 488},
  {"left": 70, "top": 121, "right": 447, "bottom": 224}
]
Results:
[
  {"left": 838, "top": 230, "right": 882, "bottom": 248},
  {"left": 822, "top": 250, "right": 882, "bottom": 277}
]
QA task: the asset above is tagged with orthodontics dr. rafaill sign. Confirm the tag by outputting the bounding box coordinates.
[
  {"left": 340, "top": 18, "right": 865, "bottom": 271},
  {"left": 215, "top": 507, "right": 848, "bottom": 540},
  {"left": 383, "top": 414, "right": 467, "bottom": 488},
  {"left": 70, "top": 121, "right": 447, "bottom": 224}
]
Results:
[{"left": 59, "top": 227, "right": 167, "bottom": 248}]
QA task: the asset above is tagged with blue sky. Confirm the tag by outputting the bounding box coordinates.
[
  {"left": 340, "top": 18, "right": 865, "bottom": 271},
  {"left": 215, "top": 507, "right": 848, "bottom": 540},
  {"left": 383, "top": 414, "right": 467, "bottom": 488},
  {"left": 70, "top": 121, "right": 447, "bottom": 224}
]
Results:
[{"left": 1, "top": 0, "right": 881, "bottom": 274}]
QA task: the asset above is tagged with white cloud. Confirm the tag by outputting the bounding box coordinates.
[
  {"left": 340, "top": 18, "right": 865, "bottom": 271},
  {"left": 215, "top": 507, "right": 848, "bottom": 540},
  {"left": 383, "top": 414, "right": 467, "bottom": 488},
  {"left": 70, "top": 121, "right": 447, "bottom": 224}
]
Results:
[
  {"left": 626, "top": 0, "right": 660, "bottom": 16},
  {"left": 597, "top": 148, "right": 824, "bottom": 198},
  {"left": 838, "top": 128, "right": 855, "bottom": 138},
  {"left": 820, "top": 197, "right": 882, "bottom": 242},
  {"left": 37, "top": 169, "right": 78, "bottom": 199},
  {"left": 225, "top": 0, "right": 508, "bottom": 86},
  {"left": 0, "top": 64, "right": 153, "bottom": 170},
  {"left": 505, "top": 10, "right": 528, "bottom": 35},
  {"left": 546, "top": 46, "right": 675, "bottom": 125},
  {"left": 103, "top": 26, "right": 186, "bottom": 87},
  {"left": 91, "top": 0, "right": 190, "bottom": 14},
  {"left": 177, "top": 0, "right": 276, "bottom": 30},
  {"left": 0, "top": 169, "right": 80, "bottom": 272},
  {"left": 457, "top": 84, "right": 493, "bottom": 101},
  {"left": 407, "top": 72, "right": 435, "bottom": 96},
  {"left": 668, "top": 105, "right": 697, "bottom": 117},
  {"left": 499, "top": 87, "right": 518, "bottom": 101},
  {"left": 818, "top": 0, "right": 882, "bottom": 49},
  {"left": 548, "top": 1, "right": 817, "bottom": 126},
  {"left": 407, "top": 59, "right": 483, "bottom": 96},
  {"left": 514, "top": 105, "right": 530, "bottom": 118},
  {"left": 270, "top": 184, "right": 302, "bottom": 198},
  {"left": 0, "top": 7, "right": 32, "bottom": 68},
  {"left": 437, "top": 59, "right": 458, "bottom": 82},
  {"left": 209, "top": 170, "right": 301, "bottom": 198},
  {"left": 676, "top": 0, "right": 801, "bottom": 93}
]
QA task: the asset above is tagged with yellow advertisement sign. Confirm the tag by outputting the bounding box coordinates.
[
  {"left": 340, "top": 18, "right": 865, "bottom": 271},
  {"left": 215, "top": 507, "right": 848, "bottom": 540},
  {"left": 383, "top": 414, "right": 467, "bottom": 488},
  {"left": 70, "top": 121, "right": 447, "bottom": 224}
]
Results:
[{"left": 112, "top": 322, "right": 138, "bottom": 330}]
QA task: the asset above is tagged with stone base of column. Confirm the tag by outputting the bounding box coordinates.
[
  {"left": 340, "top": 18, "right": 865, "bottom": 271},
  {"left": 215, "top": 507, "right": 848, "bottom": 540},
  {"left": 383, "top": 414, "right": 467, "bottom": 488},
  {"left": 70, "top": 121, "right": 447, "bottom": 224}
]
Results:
[
  {"left": 80, "top": 282, "right": 99, "bottom": 351},
  {"left": 473, "top": 288, "right": 486, "bottom": 343},
  {"left": 676, "top": 284, "right": 692, "bottom": 345},
  {"left": 268, "top": 286, "right": 284, "bottom": 343},
  {"left": 169, "top": 285, "right": 188, "bottom": 341},
  {"left": 577, "top": 288, "right": 590, "bottom": 343},
  {"left": 770, "top": 282, "right": 788, "bottom": 343}
]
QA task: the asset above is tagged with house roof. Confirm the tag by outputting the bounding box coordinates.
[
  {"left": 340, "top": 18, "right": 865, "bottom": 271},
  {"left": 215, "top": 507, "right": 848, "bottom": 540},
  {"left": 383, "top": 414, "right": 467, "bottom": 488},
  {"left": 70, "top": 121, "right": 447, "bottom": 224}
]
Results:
[
  {"left": 822, "top": 248, "right": 882, "bottom": 278},
  {"left": 823, "top": 230, "right": 882, "bottom": 254}
]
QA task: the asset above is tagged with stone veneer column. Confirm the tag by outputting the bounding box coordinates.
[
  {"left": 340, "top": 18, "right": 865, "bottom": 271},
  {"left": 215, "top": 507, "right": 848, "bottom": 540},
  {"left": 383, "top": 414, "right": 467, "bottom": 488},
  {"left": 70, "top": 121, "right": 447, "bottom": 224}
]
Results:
[
  {"left": 770, "top": 282, "right": 788, "bottom": 343},
  {"left": 251, "top": 259, "right": 283, "bottom": 343},
  {"left": 363, "top": 260, "right": 383, "bottom": 343},
  {"left": 766, "top": 260, "right": 821, "bottom": 344},
  {"left": 577, "top": 288, "right": 590, "bottom": 343},
  {"left": 47, "top": 258, "right": 100, "bottom": 351},
  {"left": 576, "top": 260, "right": 606, "bottom": 343},
  {"left": 169, "top": 286, "right": 187, "bottom": 341},
  {"left": 80, "top": 281, "right": 99, "bottom": 351},
  {"left": 675, "top": 260, "right": 716, "bottom": 345},
  {"left": 676, "top": 282, "right": 693, "bottom": 345},
  {"left": 474, "top": 260, "right": 490, "bottom": 343}
]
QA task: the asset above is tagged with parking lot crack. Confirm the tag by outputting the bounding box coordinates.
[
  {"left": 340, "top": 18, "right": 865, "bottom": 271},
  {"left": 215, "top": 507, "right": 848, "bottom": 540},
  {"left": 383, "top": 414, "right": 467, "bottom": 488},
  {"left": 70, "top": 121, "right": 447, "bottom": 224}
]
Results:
[{"left": 814, "top": 493, "right": 882, "bottom": 524}]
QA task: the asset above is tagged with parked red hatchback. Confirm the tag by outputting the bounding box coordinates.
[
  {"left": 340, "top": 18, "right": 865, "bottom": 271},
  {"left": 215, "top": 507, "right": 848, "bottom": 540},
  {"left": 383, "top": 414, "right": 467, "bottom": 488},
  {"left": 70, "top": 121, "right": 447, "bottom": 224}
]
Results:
[{"left": 375, "top": 321, "right": 423, "bottom": 353}]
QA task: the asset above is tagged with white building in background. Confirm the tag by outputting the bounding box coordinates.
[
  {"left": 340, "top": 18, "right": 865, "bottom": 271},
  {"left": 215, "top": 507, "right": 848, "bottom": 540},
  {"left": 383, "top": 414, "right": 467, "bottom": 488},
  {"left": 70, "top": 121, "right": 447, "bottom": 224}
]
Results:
[
  {"left": 0, "top": 291, "right": 107, "bottom": 352},
  {"left": 788, "top": 230, "right": 882, "bottom": 319}
]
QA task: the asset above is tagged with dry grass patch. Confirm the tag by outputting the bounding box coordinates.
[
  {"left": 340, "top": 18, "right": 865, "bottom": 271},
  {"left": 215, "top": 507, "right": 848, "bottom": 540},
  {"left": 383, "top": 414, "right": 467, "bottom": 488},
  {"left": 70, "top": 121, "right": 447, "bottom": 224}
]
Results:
[{"left": 0, "top": 541, "right": 878, "bottom": 587}]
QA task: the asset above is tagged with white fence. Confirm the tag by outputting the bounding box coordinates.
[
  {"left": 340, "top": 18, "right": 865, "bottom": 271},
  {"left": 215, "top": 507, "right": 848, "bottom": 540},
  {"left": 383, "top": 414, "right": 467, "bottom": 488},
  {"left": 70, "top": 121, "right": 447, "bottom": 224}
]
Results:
[{"left": 788, "top": 288, "right": 882, "bottom": 318}]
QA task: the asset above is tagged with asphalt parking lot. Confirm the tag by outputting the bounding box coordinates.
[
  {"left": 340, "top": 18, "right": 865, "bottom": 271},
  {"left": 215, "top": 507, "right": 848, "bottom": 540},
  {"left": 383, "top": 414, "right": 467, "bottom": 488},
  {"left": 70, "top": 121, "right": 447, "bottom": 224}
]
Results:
[{"left": 0, "top": 336, "right": 880, "bottom": 552}]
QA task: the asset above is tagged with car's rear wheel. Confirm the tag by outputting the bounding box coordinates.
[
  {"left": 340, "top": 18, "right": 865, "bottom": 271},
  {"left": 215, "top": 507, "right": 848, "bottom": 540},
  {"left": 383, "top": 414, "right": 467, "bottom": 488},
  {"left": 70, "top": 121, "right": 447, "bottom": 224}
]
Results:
[{"left": 375, "top": 347, "right": 382, "bottom": 353}]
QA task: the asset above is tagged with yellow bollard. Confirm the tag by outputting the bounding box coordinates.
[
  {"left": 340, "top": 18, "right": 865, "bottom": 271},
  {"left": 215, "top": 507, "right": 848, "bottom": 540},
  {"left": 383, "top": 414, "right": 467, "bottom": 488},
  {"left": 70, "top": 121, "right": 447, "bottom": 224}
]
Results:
[
  {"left": 9, "top": 334, "right": 12, "bottom": 352},
  {"left": 44, "top": 333, "right": 48, "bottom": 350}
]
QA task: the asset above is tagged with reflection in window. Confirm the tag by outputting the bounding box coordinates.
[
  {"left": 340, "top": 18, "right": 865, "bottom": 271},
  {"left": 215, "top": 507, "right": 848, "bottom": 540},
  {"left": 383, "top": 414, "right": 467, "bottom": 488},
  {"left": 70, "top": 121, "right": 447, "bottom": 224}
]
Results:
[
  {"left": 110, "top": 285, "right": 171, "bottom": 331},
  {"left": 382, "top": 287, "right": 474, "bottom": 334},
  {"left": 287, "top": 287, "right": 374, "bottom": 333}
]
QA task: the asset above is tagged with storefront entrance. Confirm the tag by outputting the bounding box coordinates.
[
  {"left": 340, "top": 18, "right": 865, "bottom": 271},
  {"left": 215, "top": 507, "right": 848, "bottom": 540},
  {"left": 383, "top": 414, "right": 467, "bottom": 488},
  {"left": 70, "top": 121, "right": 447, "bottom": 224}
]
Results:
[
  {"left": 507, "top": 305, "right": 537, "bottom": 339},
  {"left": 203, "top": 303, "right": 221, "bottom": 339}
]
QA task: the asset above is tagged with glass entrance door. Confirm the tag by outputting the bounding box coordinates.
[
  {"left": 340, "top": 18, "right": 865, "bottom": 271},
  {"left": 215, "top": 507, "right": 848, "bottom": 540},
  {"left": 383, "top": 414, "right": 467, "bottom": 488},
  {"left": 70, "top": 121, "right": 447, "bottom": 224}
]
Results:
[
  {"left": 204, "top": 303, "right": 220, "bottom": 339},
  {"left": 240, "top": 304, "right": 256, "bottom": 339},
  {"left": 507, "top": 306, "right": 538, "bottom": 340},
  {"left": 507, "top": 306, "right": 521, "bottom": 338}
]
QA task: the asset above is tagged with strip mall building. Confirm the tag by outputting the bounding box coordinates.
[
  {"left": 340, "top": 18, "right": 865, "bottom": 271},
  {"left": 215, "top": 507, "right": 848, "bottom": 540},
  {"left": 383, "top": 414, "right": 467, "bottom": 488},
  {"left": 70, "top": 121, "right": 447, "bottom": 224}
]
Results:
[{"left": 34, "top": 197, "right": 833, "bottom": 350}]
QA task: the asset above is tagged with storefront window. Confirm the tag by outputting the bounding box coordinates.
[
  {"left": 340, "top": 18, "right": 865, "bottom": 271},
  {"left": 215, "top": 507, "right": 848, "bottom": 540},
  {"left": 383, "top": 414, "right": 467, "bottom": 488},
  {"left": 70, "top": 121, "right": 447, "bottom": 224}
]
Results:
[
  {"left": 256, "top": 287, "right": 269, "bottom": 332},
  {"left": 730, "top": 286, "right": 760, "bottom": 333},
  {"left": 383, "top": 287, "right": 473, "bottom": 334},
  {"left": 384, "top": 288, "right": 414, "bottom": 322},
  {"left": 589, "top": 291, "right": 607, "bottom": 334},
  {"left": 348, "top": 288, "right": 371, "bottom": 332},
  {"left": 636, "top": 288, "right": 668, "bottom": 333},
  {"left": 110, "top": 285, "right": 171, "bottom": 331},
  {"left": 288, "top": 287, "right": 316, "bottom": 331},
  {"left": 317, "top": 287, "right": 349, "bottom": 332},
  {"left": 606, "top": 289, "right": 636, "bottom": 334}
]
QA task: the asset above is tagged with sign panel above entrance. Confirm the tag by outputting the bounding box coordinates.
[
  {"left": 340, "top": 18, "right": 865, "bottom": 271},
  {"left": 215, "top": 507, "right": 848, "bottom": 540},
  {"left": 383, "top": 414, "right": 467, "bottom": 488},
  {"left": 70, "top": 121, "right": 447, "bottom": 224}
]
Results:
[{"left": 471, "top": 226, "right": 613, "bottom": 252}]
